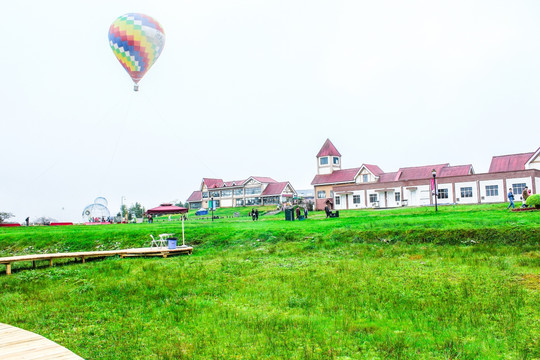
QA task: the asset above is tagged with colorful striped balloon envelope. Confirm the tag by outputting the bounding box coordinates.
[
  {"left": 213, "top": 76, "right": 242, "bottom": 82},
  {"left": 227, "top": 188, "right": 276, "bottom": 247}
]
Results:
[{"left": 108, "top": 13, "right": 165, "bottom": 91}]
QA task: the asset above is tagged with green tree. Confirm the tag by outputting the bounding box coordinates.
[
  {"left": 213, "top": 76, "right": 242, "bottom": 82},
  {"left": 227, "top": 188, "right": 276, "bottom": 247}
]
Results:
[
  {"left": 0, "top": 212, "right": 14, "bottom": 223},
  {"left": 129, "top": 202, "right": 146, "bottom": 218}
]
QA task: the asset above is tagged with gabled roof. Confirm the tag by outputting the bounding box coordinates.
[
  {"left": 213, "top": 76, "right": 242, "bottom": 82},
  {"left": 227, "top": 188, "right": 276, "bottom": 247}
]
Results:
[
  {"left": 202, "top": 178, "right": 224, "bottom": 189},
  {"left": 440, "top": 165, "right": 474, "bottom": 177},
  {"left": 362, "top": 164, "right": 384, "bottom": 176},
  {"left": 525, "top": 147, "right": 540, "bottom": 168},
  {"left": 250, "top": 176, "right": 277, "bottom": 184},
  {"left": 311, "top": 167, "right": 361, "bottom": 185},
  {"left": 186, "top": 191, "right": 202, "bottom": 202},
  {"left": 261, "top": 182, "right": 293, "bottom": 196},
  {"left": 489, "top": 151, "right": 535, "bottom": 173},
  {"left": 223, "top": 180, "right": 246, "bottom": 187},
  {"left": 316, "top": 139, "right": 341, "bottom": 158},
  {"left": 396, "top": 164, "right": 448, "bottom": 181}
]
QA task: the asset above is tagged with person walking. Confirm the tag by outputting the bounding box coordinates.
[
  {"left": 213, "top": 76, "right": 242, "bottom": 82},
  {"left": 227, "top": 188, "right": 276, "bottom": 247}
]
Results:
[
  {"left": 295, "top": 206, "right": 301, "bottom": 219},
  {"left": 255, "top": 208, "right": 259, "bottom": 220},
  {"left": 521, "top": 186, "right": 530, "bottom": 208},
  {"left": 304, "top": 207, "right": 308, "bottom": 219},
  {"left": 507, "top": 188, "right": 515, "bottom": 209}
]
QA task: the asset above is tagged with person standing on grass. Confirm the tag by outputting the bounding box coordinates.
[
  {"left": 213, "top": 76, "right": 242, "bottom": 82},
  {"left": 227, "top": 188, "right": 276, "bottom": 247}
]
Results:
[
  {"left": 295, "top": 206, "right": 301, "bottom": 219},
  {"left": 507, "top": 188, "right": 515, "bottom": 209},
  {"left": 304, "top": 207, "right": 308, "bottom": 219},
  {"left": 521, "top": 186, "right": 529, "bottom": 208},
  {"left": 255, "top": 208, "right": 259, "bottom": 221}
]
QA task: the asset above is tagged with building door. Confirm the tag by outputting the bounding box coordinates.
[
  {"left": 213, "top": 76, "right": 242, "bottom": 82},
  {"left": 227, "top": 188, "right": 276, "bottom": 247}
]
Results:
[{"left": 409, "top": 190, "right": 417, "bottom": 205}]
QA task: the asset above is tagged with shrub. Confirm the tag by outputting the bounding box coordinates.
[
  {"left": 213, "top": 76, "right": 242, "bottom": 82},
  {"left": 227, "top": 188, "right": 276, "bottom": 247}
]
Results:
[{"left": 526, "top": 194, "right": 540, "bottom": 208}]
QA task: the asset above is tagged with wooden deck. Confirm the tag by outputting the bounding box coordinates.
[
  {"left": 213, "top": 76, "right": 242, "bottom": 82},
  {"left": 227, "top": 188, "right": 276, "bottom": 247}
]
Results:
[
  {"left": 0, "top": 246, "right": 193, "bottom": 275},
  {"left": 0, "top": 322, "right": 83, "bottom": 359}
]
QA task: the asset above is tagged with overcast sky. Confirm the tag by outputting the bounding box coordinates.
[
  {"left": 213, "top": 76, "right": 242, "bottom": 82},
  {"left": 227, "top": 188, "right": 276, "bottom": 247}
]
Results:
[{"left": 2, "top": 0, "right": 539, "bottom": 223}]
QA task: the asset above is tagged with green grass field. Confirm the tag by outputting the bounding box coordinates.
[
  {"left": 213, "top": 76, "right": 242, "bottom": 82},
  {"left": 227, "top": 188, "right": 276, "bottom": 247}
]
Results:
[{"left": 0, "top": 204, "right": 539, "bottom": 359}]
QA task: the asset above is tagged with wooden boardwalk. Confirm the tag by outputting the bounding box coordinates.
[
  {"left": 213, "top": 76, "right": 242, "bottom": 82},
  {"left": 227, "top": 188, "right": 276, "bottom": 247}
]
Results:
[
  {"left": 0, "top": 322, "right": 83, "bottom": 359},
  {"left": 0, "top": 246, "right": 193, "bottom": 275}
]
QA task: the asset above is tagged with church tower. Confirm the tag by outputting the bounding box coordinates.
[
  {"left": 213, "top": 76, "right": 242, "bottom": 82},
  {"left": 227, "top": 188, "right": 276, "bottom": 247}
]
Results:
[{"left": 316, "top": 139, "right": 342, "bottom": 175}]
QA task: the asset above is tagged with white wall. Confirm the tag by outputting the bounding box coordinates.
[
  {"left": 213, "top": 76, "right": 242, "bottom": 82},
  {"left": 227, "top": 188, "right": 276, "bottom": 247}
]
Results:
[
  {"left": 455, "top": 181, "right": 478, "bottom": 205},
  {"left": 479, "top": 180, "right": 504, "bottom": 203},
  {"left": 221, "top": 199, "right": 233, "bottom": 207},
  {"left": 436, "top": 184, "right": 454, "bottom": 205},
  {"left": 418, "top": 185, "right": 431, "bottom": 206}
]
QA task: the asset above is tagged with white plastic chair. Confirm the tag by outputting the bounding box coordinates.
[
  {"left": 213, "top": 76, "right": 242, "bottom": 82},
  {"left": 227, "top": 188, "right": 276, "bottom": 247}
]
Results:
[{"left": 150, "top": 234, "right": 164, "bottom": 248}]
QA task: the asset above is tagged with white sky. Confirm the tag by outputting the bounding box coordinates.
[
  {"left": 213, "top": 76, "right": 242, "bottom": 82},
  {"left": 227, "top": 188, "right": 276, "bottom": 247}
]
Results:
[{"left": 1, "top": 0, "right": 540, "bottom": 223}]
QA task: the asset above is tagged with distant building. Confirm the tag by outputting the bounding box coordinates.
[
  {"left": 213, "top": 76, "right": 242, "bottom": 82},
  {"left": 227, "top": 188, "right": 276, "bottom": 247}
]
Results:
[
  {"left": 296, "top": 189, "right": 314, "bottom": 201},
  {"left": 186, "top": 176, "right": 297, "bottom": 209},
  {"left": 311, "top": 139, "right": 540, "bottom": 210}
]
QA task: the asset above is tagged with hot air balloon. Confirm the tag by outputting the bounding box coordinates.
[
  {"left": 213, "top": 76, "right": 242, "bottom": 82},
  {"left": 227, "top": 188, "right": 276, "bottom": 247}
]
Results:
[{"left": 108, "top": 13, "right": 165, "bottom": 91}]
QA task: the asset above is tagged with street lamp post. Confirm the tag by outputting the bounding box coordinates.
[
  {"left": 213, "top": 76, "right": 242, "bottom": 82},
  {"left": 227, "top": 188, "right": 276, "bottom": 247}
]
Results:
[{"left": 431, "top": 169, "right": 438, "bottom": 212}]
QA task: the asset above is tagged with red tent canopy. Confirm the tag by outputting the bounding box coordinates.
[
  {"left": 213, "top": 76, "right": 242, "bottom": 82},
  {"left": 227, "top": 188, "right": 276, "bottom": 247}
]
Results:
[{"left": 146, "top": 203, "right": 188, "bottom": 215}]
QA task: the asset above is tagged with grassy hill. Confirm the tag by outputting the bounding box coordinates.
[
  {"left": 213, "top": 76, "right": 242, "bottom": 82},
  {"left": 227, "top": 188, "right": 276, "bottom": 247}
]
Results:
[{"left": 0, "top": 204, "right": 538, "bottom": 359}]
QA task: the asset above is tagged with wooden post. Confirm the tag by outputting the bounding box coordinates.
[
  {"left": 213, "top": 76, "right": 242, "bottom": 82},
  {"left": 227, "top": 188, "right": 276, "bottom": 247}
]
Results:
[
  {"left": 49, "top": 259, "right": 53, "bottom": 267},
  {"left": 82, "top": 256, "right": 85, "bottom": 264},
  {"left": 32, "top": 261, "right": 36, "bottom": 269},
  {"left": 6, "top": 263, "right": 11, "bottom": 275}
]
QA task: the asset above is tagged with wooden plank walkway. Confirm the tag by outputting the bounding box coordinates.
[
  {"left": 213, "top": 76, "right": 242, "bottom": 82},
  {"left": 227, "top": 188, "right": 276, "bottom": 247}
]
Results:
[
  {"left": 0, "top": 322, "right": 83, "bottom": 359},
  {"left": 0, "top": 246, "right": 193, "bottom": 275}
]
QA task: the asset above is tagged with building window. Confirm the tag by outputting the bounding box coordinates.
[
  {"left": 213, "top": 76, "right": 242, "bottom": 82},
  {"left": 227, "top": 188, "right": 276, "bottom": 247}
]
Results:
[
  {"left": 353, "top": 195, "right": 361, "bottom": 204},
  {"left": 320, "top": 157, "right": 328, "bottom": 165},
  {"left": 190, "top": 202, "right": 202, "bottom": 209},
  {"left": 245, "top": 187, "right": 261, "bottom": 195},
  {"left": 317, "top": 190, "right": 326, "bottom": 199},
  {"left": 263, "top": 196, "right": 280, "bottom": 205},
  {"left": 245, "top": 197, "right": 261, "bottom": 206},
  {"left": 460, "top": 187, "right": 473, "bottom": 198},
  {"left": 202, "top": 192, "right": 209, "bottom": 198},
  {"left": 395, "top": 192, "right": 401, "bottom": 202},
  {"left": 369, "top": 194, "right": 377, "bottom": 203},
  {"left": 512, "top": 183, "right": 526, "bottom": 196},
  {"left": 235, "top": 199, "right": 244, "bottom": 206},
  {"left": 335, "top": 196, "right": 341, "bottom": 205},
  {"left": 486, "top": 185, "right": 499, "bottom": 197},
  {"left": 437, "top": 188, "right": 449, "bottom": 199},
  {"left": 221, "top": 190, "right": 232, "bottom": 197},
  {"left": 233, "top": 188, "right": 243, "bottom": 196},
  {"left": 333, "top": 157, "right": 339, "bottom": 165},
  {"left": 363, "top": 174, "right": 369, "bottom": 183},
  {"left": 210, "top": 191, "right": 220, "bottom": 198}
]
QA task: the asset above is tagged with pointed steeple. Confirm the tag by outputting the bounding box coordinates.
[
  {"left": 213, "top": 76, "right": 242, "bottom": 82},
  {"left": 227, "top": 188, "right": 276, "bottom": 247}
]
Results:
[
  {"left": 316, "top": 139, "right": 342, "bottom": 175},
  {"left": 316, "top": 139, "right": 341, "bottom": 157}
]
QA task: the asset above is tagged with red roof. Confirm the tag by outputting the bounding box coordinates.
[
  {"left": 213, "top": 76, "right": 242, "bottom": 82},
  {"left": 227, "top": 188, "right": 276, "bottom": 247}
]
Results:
[
  {"left": 396, "top": 164, "right": 448, "bottom": 181},
  {"left": 489, "top": 152, "right": 534, "bottom": 173},
  {"left": 187, "top": 191, "right": 202, "bottom": 202},
  {"left": 440, "top": 165, "right": 473, "bottom": 177},
  {"left": 203, "top": 178, "right": 224, "bottom": 189},
  {"left": 250, "top": 176, "right": 277, "bottom": 184},
  {"left": 316, "top": 139, "right": 341, "bottom": 157},
  {"left": 311, "top": 167, "right": 361, "bottom": 185},
  {"left": 363, "top": 164, "right": 384, "bottom": 176},
  {"left": 262, "top": 182, "right": 289, "bottom": 196},
  {"left": 223, "top": 180, "right": 246, "bottom": 187},
  {"left": 147, "top": 204, "right": 188, "bottom": 215},
  {"left": 378, "top": 172, "right": 399, "bottom": 182}
]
